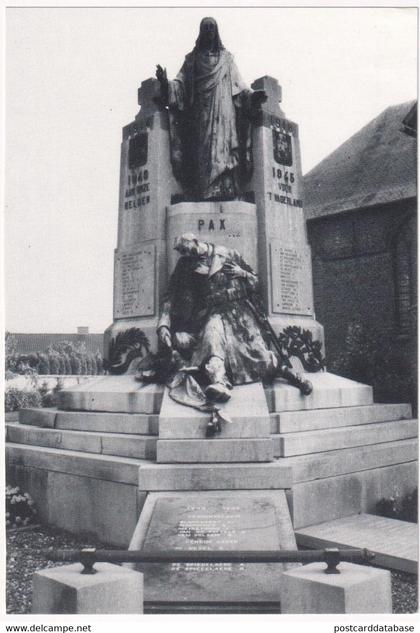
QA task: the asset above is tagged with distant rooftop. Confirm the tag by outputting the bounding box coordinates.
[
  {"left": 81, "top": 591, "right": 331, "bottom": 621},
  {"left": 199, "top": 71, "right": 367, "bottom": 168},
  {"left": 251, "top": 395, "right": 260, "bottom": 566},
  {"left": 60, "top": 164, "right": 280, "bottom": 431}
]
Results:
[
  {"left": 11, "top": 333, "right": 104, "bottom": 355},
  {"left": 304, "top": 100, "right": 417, "bottom": 220}
]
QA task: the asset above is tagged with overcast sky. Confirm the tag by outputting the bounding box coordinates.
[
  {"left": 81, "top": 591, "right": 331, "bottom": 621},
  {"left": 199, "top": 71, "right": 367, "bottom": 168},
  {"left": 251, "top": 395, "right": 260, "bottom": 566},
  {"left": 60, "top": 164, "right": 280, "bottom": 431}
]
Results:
[{"left": 5, "top": 6, "right": 417, "bottom": 333}]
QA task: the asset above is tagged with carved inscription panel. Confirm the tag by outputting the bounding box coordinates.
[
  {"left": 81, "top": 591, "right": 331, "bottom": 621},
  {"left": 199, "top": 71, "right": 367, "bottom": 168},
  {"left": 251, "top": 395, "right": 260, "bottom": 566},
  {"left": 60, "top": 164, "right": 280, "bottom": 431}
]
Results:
[
  {"left": 266, "top": 118, "right": 303, "bottom": 208},
  {"left": 137, "top": 491, "right": 296, "bottom": 603},
  {"left": 270, "top": 241, "right": 313, "bottom": 316},
  {"left": 114, "top": 245, "right": 155, "bottom": 318}
]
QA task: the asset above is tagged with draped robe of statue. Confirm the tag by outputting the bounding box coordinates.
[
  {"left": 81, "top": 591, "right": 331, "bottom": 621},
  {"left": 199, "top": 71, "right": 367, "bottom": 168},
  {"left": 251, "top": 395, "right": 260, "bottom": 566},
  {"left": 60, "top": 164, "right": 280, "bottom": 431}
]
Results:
[{"left": 168, "top": 49, "right": 252, "bottom": 200}]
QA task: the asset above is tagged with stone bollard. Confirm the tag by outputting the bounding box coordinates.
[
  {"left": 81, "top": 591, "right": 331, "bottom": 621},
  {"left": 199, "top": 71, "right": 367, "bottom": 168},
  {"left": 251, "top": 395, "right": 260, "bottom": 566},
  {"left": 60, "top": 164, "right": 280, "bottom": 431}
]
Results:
[
  {"left": 32, "top": 563, "right": 143, "bottom": 614},
  {"left": 281, "top": 562, "right": 392, "bottom": 613}
]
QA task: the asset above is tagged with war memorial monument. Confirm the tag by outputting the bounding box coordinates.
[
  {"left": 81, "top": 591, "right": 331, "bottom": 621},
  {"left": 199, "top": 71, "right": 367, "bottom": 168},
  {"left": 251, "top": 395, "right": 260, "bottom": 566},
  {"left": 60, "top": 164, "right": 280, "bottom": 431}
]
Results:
[{"left": 6, "top": 17, "right": 417, "bottom": 614}]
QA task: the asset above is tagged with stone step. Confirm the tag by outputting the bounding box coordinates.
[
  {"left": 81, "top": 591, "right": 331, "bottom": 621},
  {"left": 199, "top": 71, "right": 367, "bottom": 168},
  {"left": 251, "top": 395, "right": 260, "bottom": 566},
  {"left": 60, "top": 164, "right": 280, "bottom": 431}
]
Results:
[
  {"left": 291, "top": 461, "right": 417, "bottom": 528},
  {"left": 279, "top": 438, "right": 418, "bottom": 482},
  {"left": 19, "top": 408, "right": 159, "bottom": 435},
  {"left": 156, "top": 438, "right": 273, "bottom": 463},
  {"left": 138, "top": 461, "right": 293, "bottom": 491},
  {"left": 270, "top": 403, "right": 412, "bottom": 434},
  {"left": 273, "top": 419, "right": 417, "bottom": 457},
  {"left": 6, "top": 442, "right": 293, "bottom": 490},
  {"left": 159, "top": 382, "right": 270, "bottom": 439},
  {"left": 6, "top": 443, "right": 148, "bottom": 485},
  {"left": 58, "top": 376, "right": 164, "bottom": 414},
  {"left": 295, "top": 513, "right": 418, "bottom": 574},
  {"left": 6, "top": 444, "right": 144, "bottom": 547},
  {"left": 7, "top": 423, "right": 157, "bottom": 460},
  {"left": 265, "top": 372, "right": 373, "bottom": 413}
]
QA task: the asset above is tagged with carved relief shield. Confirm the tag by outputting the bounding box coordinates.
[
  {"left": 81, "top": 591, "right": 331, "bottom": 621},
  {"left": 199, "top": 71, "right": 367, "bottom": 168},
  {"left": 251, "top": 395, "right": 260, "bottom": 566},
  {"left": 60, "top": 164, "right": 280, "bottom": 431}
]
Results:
[
  {"left": 273, "top": 129, "right": 293, "bottom": 166},
  {"left": 128, "top": 132, "right": 148, "bottom": 169}
]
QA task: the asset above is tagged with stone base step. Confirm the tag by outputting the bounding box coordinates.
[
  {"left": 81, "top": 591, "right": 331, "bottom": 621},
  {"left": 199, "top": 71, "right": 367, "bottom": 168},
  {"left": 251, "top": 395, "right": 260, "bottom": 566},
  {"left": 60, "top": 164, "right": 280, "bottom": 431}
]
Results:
[
  {"left": 280, "top": 438, "right": 418, "bottom": 482},
  {"left": 265, "top": 372, "right": 373, "bottom": 412},
  {"left": 57, "top": 374, "right": 374, "bottom": 416},
  {"left": 19, "top": 408, "right": 159, "bottom": 435},
  {"left": 291, "top": 461, "right": 417, "bottom": 528},
  {"left": 10, "top": 416, "right": 417, "bottom": 463},
  {"left": 58, "top": 377, "right": 164, "bottom": 414},
  {"left": 273, "top": 419, "right": 417, "bottom": 457},
  {"left": 295, "top": 513, "right": 418, "bottom": 574},
  {"left": 6, "top": 442, "right": 147, "bottom": 485},
  {"left": 270, "top": 403, "right": 412, "bottom": 434},
  {"left": 6, "top": 443, "right": 145, "bottom": 547},
  {"left": 138, "top": 461, "right": 293, "bottom": 490},
  {"left": 6, "top": 442, "right": 416, "bottom": 544},
  {"left": 159, "top": 383, "right": 270, "bottom": 439},
  {"left": 156, "top": 438, "right": 273, "bottom": 463},
  {"left": 7, "top": 423, "right": 157, "bottom": 460},
  {"left": 6, "top": 442, "right": 293, "bottom": 490}
]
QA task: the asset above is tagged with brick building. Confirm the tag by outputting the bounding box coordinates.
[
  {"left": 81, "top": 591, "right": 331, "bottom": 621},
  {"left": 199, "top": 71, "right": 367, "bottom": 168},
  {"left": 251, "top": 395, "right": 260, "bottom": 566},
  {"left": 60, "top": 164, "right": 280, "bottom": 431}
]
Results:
[
  {"left": 11, "top": 330, "right": 104, "bottom": 355},
  {"left": 304, "top": 101, "right": 417, "bottom": 404}
]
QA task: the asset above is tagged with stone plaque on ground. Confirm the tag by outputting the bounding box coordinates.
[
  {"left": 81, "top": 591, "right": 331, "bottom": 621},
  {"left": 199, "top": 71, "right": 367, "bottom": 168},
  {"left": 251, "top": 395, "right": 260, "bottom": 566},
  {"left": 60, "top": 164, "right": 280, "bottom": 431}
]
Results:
[
  {"left": 270, "top": 240, "right": 313, "bottom": 316},
  {"left": 113, "top": 245, "right": 155, "bottom": 318},
  {"left": 295, "top": 513, "right": 418, "bottom": 574},
  {"left": 130, "top": 490, "right": 297, "bottom": 609}
]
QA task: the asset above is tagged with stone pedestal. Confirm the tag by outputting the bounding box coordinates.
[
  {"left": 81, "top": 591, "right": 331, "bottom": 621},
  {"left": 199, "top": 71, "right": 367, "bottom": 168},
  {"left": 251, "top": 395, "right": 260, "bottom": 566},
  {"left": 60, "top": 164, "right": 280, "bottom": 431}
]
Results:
[
  {"left": 105, "top": 74, "right": 324, "bottom": 374},
  {"left": 32, "top": 563, "right": 144, "bottom": 614},
  {"left": 104, "top": 78, "right": 182, "bottom": 372},
  {"left": 281, "top": 561, "right": 392, "bottom": 613},
  {"left": 247, "top": 76, "right": 324, "bottom": 350}
]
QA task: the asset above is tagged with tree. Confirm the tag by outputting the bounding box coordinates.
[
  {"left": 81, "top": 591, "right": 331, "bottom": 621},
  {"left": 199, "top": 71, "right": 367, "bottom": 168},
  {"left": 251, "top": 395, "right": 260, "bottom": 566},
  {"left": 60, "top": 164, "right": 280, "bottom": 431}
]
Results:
[
  {"left": 48, "top": 351, "right": 60, "bottom": 375},
  {"left": 37, "top": 353, "right": 50, "bottom": 375},
  {"left": 90, "top": 353, "right": 98, "bottom": 375},
  {"left": 5, "top": 332, "right": 18, "bottom": 372},
  {"left": 79, "top": 355, "right": 88, "bottom": 375},
  {"left": 95, "top": 352, "right": 103, "bottom": 375},
  {"left": 70, "top": 353, "right": 82, "bottom": 375},
  {"left": 63, "top": 353, "right": 72, "bottom": 375}
]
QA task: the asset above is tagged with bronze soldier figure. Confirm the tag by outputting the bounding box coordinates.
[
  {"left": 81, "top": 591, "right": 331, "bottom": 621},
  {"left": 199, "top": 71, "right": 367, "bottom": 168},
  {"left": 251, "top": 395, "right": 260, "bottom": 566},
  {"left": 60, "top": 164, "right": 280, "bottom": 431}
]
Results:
[{"left": 144, "top": 234, "right": 313, "bottom": 406}]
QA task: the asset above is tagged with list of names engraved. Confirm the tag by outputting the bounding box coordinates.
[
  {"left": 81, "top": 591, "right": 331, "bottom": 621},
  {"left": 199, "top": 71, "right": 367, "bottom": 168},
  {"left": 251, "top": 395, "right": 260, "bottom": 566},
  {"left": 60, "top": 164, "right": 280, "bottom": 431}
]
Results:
[
  {"left": 143, "top": 496, "right": 280, "bottom": 574},
  {"left": 271, "top": 242, "right": 313, "bottom": 315},
  {"left": 139, "top": 493, "right": 295, "bottom": 603},
  {"left": 114, "top": 246, "right": 155, "bottom": 318},
  {"left": 171, "top": 504, "right": 243, "bottom": 572}
]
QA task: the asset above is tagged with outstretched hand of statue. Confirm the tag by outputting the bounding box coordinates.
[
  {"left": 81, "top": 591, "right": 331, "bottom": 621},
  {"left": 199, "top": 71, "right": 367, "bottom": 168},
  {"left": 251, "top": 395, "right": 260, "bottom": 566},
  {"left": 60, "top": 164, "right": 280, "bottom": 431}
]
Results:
[
  {"left": 156, "top": 64, "right": 167, "bottom": 84},
  {"left": 155, "top": 64, "right": 169, "bottom": 106}
]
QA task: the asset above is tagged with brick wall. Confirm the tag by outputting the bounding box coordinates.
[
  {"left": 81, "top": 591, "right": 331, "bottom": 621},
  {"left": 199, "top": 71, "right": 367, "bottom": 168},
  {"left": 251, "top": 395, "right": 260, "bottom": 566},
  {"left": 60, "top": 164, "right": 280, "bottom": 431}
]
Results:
[
  {"left": 308, "top": 198, "right": 416, "bottom": 405},
  {"left": 12, "top": 333, "right": 104, "bottom": 355}
]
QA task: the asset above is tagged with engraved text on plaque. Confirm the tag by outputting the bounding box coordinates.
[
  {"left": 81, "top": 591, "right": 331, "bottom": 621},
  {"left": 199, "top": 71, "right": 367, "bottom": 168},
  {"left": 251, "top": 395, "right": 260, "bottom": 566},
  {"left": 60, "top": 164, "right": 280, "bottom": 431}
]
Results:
[
  {"left": 114, "top": 245, "right": 155, "bottom": 318},
  {"left": 270, "top": 241, "right": 313, "bottom": 316}
]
